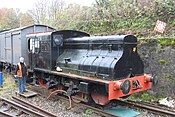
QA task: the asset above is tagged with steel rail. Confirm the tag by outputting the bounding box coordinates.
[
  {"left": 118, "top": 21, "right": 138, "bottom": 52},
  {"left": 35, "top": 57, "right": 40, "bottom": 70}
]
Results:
[
  {"left": 28, "top": 83, "right": 175, "bottom": 117},
  {"left": 129, "top": 100, "right": 175, "bottom": 112},
  {"left": 0, "top": 111, "right": 14, "bottom": 117},
  {"left": 114, "top": 99, "right": 175, "bottom": 116},
  {"left": 11, "top": 96, "right": 58, "bottom": 117},
  {"left": 28, "top": 84, "right": 120, "bottom": 117},
  {"left": 0, "top": 97, "right": 47, "bottom": 117},
  {"left": 53, "top": 95, "right": 119, "bottom": 117}
]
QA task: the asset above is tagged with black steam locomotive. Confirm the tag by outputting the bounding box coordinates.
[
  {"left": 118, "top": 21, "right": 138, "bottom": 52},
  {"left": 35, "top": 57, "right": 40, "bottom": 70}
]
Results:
[{"left": 26, "top": 30, "right": 157, "bottom": 105}]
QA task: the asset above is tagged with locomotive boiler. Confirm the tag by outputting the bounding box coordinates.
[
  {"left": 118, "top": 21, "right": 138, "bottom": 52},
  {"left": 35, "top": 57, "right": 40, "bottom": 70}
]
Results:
[
  {"left": 57, "top": 34, "right": 143, "bottom": 80},
  {"left": 26, "top": 30, "right": 157, "bottom": 105}
]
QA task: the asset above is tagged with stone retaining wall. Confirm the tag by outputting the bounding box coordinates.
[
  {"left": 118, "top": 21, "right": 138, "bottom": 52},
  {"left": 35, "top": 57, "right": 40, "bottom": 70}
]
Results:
[{"left": 138, "top": 39, "right": 175, "bottom": 97}]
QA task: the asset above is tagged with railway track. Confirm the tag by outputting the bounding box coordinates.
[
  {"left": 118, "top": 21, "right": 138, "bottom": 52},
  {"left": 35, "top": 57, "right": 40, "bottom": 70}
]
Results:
[
  {"left": 28, "top": 85, "right": 175, "bottom": 117},
  {"left": 50, "top": 94, "right": 119, "bottom": 117},
  {"left": 0, "top": 96, "right": 58, "bottom": 117},
  {"left": 44, "top": 93, "right": 175, "bottom": 117},
  {"left": 27, "top": 85, "right": 119, "bottom": 116},
  {"left": 48, "top": 94, "right": 175, "bottom": 117},
  {"left": 114, "top": 99, "right": 175, "bottom": 116}
]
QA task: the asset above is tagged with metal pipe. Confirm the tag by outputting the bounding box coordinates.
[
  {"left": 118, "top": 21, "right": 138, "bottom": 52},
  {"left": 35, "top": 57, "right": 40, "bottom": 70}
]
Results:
[{"left": 47, "top": 89, "right": 72, "bottom": 110}]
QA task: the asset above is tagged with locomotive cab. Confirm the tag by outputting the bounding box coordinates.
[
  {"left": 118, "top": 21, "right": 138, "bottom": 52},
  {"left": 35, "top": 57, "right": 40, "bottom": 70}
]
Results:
[
  {"left": 27, "top": 30, "right": 90, "bottom": 71},
  {"left": 27, "top": 32, "right": 64, "bottom": 71}
]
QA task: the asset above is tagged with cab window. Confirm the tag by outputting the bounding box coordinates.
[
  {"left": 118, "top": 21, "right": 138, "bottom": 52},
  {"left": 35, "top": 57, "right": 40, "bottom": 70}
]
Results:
[{"left": 28, "top": 37, "right": 40, "bottom": 53}]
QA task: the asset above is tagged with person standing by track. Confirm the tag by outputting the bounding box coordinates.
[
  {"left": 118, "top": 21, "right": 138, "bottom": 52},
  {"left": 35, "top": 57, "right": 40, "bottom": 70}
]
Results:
[{"left": 15, "top": 57, "right": 28, "bottom": 94}]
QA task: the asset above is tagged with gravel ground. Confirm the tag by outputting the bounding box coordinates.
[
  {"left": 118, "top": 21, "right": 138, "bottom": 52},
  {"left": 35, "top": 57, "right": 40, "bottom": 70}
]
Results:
[
  {"left": 20, "top": 96, "right": 90, "bottom": 117},
  {"left": 25, "top": 85, "right": 101, "bottom": 117},
  {"left": 0, "top": 72, "right": 175, "bottom": 117}
]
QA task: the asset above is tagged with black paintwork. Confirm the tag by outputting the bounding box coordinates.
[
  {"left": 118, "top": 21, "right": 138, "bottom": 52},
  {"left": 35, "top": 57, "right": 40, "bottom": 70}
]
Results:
[
  {"left": 56, "top": 34, "right": 144, "bottom": 80},
  {"left": 29, "top": 30, "right": 144, "bottom": 81}
]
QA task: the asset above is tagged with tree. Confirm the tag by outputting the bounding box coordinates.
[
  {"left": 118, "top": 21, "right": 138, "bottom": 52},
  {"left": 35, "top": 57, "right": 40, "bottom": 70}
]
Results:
[
  {"left": 48, "top": 0, "right": 65, "bottom": 27},
  {"left": 27, "top": 0, "right": 49, "bottom": 24},
  {"left": 0, "top": 8, "right": 19, "bottom": 30},
  {"left": 19, "top": 13, "right": 34, "bottom": 27}
]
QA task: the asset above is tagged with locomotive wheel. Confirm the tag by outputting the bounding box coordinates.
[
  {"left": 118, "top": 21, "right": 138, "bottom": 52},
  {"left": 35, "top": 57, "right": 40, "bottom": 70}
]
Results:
[
  {"left": 71, "top": 92, "right": 83, "bottom": 103},
  {"left": 91, "top": 93, "right": 110, "bottom": 105}
]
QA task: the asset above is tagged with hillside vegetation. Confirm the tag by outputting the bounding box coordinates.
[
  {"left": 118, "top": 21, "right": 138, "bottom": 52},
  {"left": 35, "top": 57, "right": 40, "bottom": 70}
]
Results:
[{"left": 0, "top": 0, "right": 174, "bottom": 37}]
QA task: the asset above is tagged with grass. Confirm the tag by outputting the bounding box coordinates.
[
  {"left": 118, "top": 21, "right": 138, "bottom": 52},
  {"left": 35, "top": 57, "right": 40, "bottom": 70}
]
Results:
[
  {"left": 128, "top": 92, "right": 163, "bottom": 102},
  {"left": 85, "top": 109, "right": 94, "bottom": 115},
  {"left": 159, "top": 59, "right": 169, "bottom": 65},
  {"left": 157, "top": 38, "right": 175, "bottom": 47},
  {"left": 165, "top": 74, "right": 174, "bottom": 80},
  {"left": 0, "top": 72, "right": 17, "bottom": 99}
]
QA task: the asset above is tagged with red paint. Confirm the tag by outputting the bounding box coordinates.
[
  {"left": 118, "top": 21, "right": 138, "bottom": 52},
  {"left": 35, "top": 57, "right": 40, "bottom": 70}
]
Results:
[
  {"left": 91, "top": 93, "right": 110, "bottom": 105},
  {"left": 108, "top": 74, "right": 152, "bottom": 100},
  {"left": 38, "top": 79, "right": 47, "bottom": 88}
]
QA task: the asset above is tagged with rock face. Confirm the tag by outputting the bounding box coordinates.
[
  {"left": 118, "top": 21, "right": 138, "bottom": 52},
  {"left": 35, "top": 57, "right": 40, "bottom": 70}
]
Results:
[{"left": 138, "top": 39, "right": 175, "bottom": 97}]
